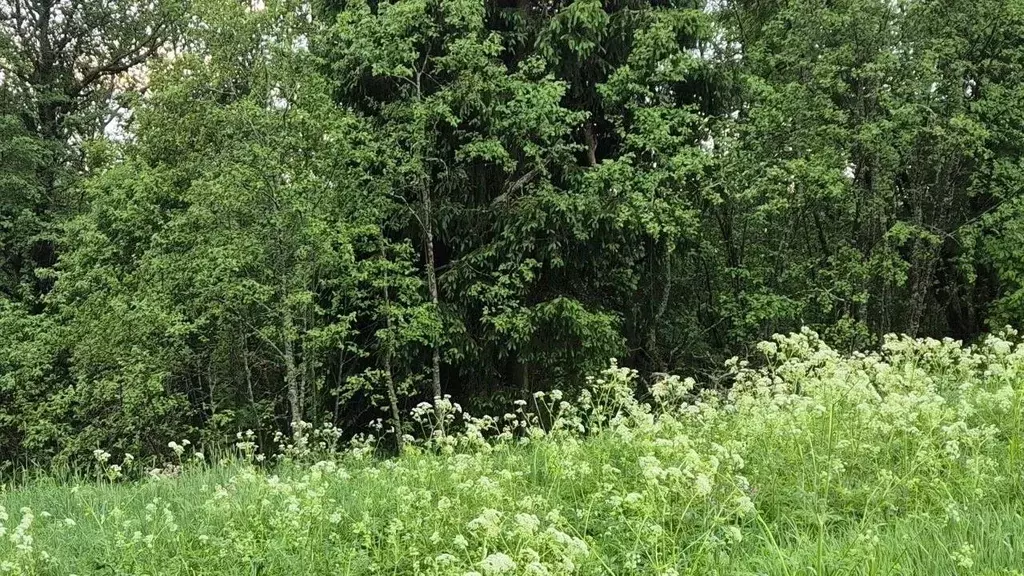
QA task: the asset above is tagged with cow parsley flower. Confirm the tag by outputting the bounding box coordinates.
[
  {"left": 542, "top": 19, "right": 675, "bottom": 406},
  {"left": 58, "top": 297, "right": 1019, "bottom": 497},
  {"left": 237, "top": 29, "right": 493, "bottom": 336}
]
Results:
[
  {"left": 735, "top": 495, "right": 756, "bottom": 516},
  {"left": 467, "top": 508, "right": 503, "bottom": 538},
  {"left": 480, "top": 552, "right": 516, "bottom": 574},
  {"left": 514, "top": 513, "right": 540, "bottom": 535}
]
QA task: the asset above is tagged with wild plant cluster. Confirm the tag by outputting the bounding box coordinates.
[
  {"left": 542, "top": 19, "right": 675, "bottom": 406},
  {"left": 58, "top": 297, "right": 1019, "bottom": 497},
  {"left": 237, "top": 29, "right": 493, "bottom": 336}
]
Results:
[{"left": 1, "top": 330, "right": 1023, "bottom": 574}]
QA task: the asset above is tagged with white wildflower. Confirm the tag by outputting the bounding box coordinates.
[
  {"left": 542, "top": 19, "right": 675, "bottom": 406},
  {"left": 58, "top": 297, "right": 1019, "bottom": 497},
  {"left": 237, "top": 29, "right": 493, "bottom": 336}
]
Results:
[
  {"left": 514, "top": 512, "right": 540, "bottom": 535},
  {"left": 480, "top": 552, "right": 516, "bottom": 574}
]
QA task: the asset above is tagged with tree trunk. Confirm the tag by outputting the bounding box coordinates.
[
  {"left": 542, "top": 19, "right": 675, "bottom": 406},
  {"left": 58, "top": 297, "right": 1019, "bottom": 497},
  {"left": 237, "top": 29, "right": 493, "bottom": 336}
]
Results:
[
  {"left": 333, "top": 347, "right": 346, "bottom": 424},
  {"left": 907, "top": 243, "right": 938, "bottom": 337},
  {"left": 421, "top": 187, "right": 445, "bottom": 434},
  {"left": 583, "top": 122, "right": 598, "bottom": 167},
  {"left": 282, "top": 308, "right": 302, "bottom": 429},
  {"left": 646, "top": 242, "right": 673, "bottom": 373},
  {"left": 241, "top": 332, "right": 263, "bottom": 440},
  {"left": 381, "top": 245, "right": 404, "bottom": 453},
  {"left": 383, "top": 351, "right": 403, "bottom": 454},
  {"left": 299, "top": 308, "right": 312, "bottom": 424},
  {"left": 514, "top": 358, "right": 530, "bottom": 395}
]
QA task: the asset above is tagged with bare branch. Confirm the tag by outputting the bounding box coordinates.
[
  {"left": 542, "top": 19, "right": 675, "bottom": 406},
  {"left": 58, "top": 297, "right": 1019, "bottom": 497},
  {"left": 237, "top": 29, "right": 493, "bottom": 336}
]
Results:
[{"left": 69, "top": 20, "right": 168, "bottom": 97}]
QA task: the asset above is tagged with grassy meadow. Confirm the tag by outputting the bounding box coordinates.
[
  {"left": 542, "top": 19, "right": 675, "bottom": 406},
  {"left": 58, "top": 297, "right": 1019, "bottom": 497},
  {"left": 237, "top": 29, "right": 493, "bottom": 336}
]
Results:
[{"left": 2, "top": 330, "right": 1023, "bottom": 575}]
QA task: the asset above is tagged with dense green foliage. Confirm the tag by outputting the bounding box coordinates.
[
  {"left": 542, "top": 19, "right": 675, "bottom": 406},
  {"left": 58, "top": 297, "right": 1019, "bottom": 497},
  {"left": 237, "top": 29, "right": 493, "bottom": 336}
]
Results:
[
  {"left": 3, "top": 0, "right": 1024, "bottom": 462},
  {"left": 3, "top": 332, "right": 1024, "bottom": 573}
]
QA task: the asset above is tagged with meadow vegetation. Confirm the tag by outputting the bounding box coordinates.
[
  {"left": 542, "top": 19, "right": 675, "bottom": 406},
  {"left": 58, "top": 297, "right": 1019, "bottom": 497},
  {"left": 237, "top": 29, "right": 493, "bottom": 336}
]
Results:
[
  {"left": 2, "top": 329, "right": 1022, "bottom": 575},
  {"left": 5, "top": 0, "right": 1024, "bottom": 468}
]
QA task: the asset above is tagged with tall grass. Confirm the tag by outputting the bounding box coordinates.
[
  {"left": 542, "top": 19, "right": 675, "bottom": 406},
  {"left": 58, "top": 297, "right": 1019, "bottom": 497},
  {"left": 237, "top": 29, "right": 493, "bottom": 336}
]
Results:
[{"left": 2, "top": 329, "right": 1023, "bottom": 575}]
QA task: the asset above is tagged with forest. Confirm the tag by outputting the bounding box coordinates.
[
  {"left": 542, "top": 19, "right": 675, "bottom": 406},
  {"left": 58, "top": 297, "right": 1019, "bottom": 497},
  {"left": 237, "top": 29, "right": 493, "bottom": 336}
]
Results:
[{"left": 2, "top": 0, "right": 1024, "bottom": 465}]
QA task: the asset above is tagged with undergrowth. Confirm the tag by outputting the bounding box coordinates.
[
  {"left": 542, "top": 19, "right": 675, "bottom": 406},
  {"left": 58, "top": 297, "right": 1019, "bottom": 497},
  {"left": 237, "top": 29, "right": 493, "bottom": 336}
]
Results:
[{"left": 2, "top": 329, "right": 1023, "bottom": 575}]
